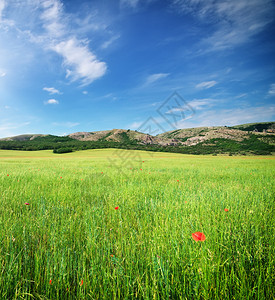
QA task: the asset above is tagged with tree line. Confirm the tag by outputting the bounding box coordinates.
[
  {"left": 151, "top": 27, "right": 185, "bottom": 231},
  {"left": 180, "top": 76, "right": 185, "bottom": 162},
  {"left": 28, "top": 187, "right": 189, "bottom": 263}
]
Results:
[{"left": 0, "top": 134, "right": 273, "bottom": 155}]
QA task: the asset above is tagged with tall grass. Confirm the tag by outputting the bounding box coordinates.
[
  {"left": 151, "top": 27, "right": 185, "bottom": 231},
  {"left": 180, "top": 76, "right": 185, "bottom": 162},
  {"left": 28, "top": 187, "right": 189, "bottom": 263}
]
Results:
[{"left": 0, "top": 149, "right": 274, "bottom": 299}]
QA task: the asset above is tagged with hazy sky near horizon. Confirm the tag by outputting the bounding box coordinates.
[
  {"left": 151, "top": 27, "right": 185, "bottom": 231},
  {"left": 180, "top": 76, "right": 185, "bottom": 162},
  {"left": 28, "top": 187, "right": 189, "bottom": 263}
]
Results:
[{"left": 0, "top": 0, "right": 274, "bottom": 137}]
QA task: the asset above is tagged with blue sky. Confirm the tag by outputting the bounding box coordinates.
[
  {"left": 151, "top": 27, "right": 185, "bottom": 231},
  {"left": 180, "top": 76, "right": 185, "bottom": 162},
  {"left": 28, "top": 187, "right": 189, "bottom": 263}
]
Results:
[{"left": 0, "top": 0, "right": 274, "bottom": 137}]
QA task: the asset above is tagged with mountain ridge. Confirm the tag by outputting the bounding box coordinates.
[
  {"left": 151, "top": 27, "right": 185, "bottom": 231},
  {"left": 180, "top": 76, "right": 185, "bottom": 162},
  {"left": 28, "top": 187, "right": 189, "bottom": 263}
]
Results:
[{"left": 0, "top": 122, "right": 274, "bottom": 155}]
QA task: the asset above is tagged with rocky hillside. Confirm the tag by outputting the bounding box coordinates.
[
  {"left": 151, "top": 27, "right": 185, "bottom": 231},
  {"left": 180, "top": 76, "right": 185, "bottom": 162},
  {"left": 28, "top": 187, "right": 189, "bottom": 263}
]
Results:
[
  {"left": 0, "top": 134, "right": 48, "bottom": 141},
  {"left": 157, "top": 126, "right": 255, "bottom": 146},
  {"left": 68, "top": 129, "right": 176, "bottom": 146},
  {"left": 67, "top": 123, "right": 275, "bottom": 147},
  {"left": 68, "top": 129, "right": 148, "bottom": 143},
  {"left": 0, "top": 122, "right": 274, "bottom": 155}
]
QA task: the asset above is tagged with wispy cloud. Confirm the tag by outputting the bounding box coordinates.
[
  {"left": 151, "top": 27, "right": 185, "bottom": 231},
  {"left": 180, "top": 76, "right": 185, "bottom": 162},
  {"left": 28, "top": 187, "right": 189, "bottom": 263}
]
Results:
[
  {"left": 101, "top": 34, "right": 120, "bottom": 49},
  {"left": 41, "top": 0, "right": 65, "bottom": 38},
  {"left": 45, "top": 99, "right": 59, "bottom": 105},
  {"left": 53, "top": 38, "right": 107, "bottom": 86},
  {"left": 128, "top": 116, "right": 166, "bottom": 133},
  {"left": 128, "top": 121, "right": 143, "bottom": 129},
  {"left": 188, "top": 98, "right": 217, "bottom": 110},
  {"left": 0, "top": 0, "right": 4, "bottom": 20},
  {"left": 145, "top": 73, "right": 170, "bottom": 85},
  {"left": 235, "top": 93, "right": 247, "bottom": 99},
  {"left": 52, "top": 121, "right": 79, "bottom": 128},
  {"left": 43, "top": 87, "right": 61, "bottom": 94},
  {"left": 172, "top": 0, "right": 275, "bottom": 51},
  {"left": 41, "top": 0, "right": 107, "bottom": 86},
  {"left": 0, "top": 0, "right": 107, "bottom": 86},
  {"left": 268, "top": 83, "right": 275, "bottom": 95},
  {"left": 120, "top": 0, "right": 140, "bottom": 8},
  {"left": 0, "top": 121, "right": 31, "bottom": 138},
  {"left": 164, "top": 98, "right": 215, "bottom": 122},
  {"left": 196, "top": 81, "right": 217, "bottom": 89},
  {"left": 176, "top": 105, "right": 275, "bottom": 128}
]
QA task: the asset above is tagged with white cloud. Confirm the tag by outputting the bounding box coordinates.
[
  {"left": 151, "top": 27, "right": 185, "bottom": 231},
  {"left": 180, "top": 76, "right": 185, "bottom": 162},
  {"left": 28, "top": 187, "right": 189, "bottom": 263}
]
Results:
[
  {"left": 196, "top": 81, "right": 217, "bottom": 89},
  {"left": 45, "top": 99, "right": 59, "bottom": 105},
  {"left": 52, "top": 121, "right": 79, "bottom": 128},
  {"left": 0, "top": 121, "right": 31, "bottom": 138},
  {"left": 103, "top": 93, "right": 113, "bottom": 98},
  {"left": 176, "top": 105, "right": 275, "bottom": 128},
  {"left": 268, "top": 83, "right": 275, "bottom": 95},
  {"left": 40, "top": 0, "right": 65, "bottom": 38},
  {"left": 172, "top": 0, "right": 275, "bottom": 50},
  {"left": 43, "top": 87, "right": 61, "bottom": 94},
  {"left": 82, "top": 91, "right": 88, "bottom": 95},
  {"left": 53, "top": 38, "right": 107, "bottom": 86},
  {"left": 120, "top": 0, "right": 157, "bottom": 9},
  {"left": 0, "top": 0, "right": 107, "bottom": 86},
  {"left": 120, "top": 0, "right": 140, "bottom": 8},
  {"left": 225, "top": 68, "right": 232, "bottom": 74},
  {"left": 0, "top": 71, "right": 5, "bottom": 77},
  {"left": 101, "top": 34, "right": 120, "bottom": 49},
  {"left": 128, "top": 121, "right": 143, "bottom": 129},
  {"left": 41, "top": 1, "right": 107, "bottom": 85},
  {"left": 235, "top": 93, "right": 247, "bottom": 99},
  {"left": 166, "top": 107, "right": 186, "bottom": 114},
  {"left": 188, "top": 98, "right": 216, "bottom": 110},
  {"left": 145, "top": 73, "right": 170, "bottom": 85},
  {"left": 0, "top": 0, "right": 5, "bottom": 20},
  {"left": 148, "top": 98, "right": 217, "bottom": 119}
]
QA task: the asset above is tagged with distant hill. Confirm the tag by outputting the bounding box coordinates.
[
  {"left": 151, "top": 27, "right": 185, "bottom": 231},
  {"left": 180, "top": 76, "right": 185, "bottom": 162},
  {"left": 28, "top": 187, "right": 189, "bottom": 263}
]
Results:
[
  {"left": 67, "top": 129, "right": 174, "bottom": 146},
  {"left": 157, "top": 124, "right": 275, "bottom": 146},
  {"left": 68, "top": 129, "right": 149, "bottom": 143},
  {"left": 0, "top": 122, "right": 274, "bottom": 155},
  {"left": 0, "top": 134, "right": 49, "bottom": 141},
  {"left": 230, "top": 122, "right": 275, "bottom": 132}
]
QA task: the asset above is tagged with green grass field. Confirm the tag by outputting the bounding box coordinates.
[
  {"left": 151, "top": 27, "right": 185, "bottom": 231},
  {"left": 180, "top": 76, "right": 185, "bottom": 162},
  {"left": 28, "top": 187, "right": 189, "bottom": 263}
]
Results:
[{"left": 0, "top": 149, "right": 274, "bottom": 299}]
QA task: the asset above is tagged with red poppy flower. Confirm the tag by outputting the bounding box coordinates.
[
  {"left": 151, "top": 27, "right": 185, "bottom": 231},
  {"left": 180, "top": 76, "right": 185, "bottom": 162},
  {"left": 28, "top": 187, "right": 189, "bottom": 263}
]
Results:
[
  {"left": 192, "top": 232, "right": 206, "bottom": 242},
  {"left": 25, "top": 202, "right": 30, "bottom": 205},
  {"left": 140, "top": 169, "right": 142, "bottom": 171},
  {"left": 115, "top": 206, "right": 119, "bottom": 210},
  {"left": 177, "top": 180, "right": 179, "bottom": 182},
  {"left": 49, "top": 279, "right": 52, "bottom": 285},
  {"left": 224, "top": 208, "right": 229, "bottom": 212},
  {"left": 142, "top": 161, "right": 144, "bottom": 163},
  {"left": 80, "top": 280, "right": 83, "bottom": 286},
  {"left": 101, "top": 172, "right": 103, "bottom": 174},
  {"left": 110, "top": 254, "right": 114, "bottom": 257},
  {"left": 7, "top": 174, "right": 9, "bottom": 176},
  {"left": 60, "top": 177, "right": 62, "bottom": 179}
]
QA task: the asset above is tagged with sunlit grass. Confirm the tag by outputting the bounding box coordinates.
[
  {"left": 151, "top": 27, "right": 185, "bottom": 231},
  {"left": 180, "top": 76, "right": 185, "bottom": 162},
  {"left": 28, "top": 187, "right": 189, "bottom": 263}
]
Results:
[{"left": 0, "top": 149, "right": 274, "bottom": 299}]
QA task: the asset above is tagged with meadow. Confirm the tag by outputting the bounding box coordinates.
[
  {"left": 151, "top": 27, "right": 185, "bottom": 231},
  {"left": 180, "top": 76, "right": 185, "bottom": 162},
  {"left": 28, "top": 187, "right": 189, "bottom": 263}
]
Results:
[{"left": 0, "top": 149, "right": 274, "bottom": 299}]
